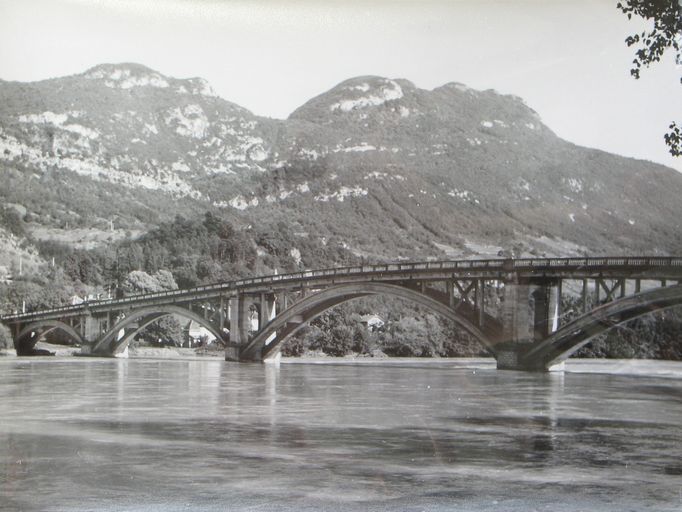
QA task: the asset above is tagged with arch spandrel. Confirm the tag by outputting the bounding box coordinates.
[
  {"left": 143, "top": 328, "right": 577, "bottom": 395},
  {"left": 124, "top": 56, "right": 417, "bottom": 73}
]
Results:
[
  {"left": 91, "top": 305, "right": 226, "bottom": 355},
  {"left": 14, "top": 320, "right": 85, "bottom": 355},
  {"left": 524, "top": 285, "right": 682, "bottom": 369},
  {"left": 241, "top": 282, "right": 495, "bottom": 361}
]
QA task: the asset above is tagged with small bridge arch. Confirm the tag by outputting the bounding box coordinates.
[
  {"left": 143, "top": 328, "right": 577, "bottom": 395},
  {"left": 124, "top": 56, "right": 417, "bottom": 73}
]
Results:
[
  {"left": 92, "top": 305, "right": 226, "bottom": 355},
  {"left": 14, "top": 320, "right": 85, "bottom": 355},
  {"left": 241, "top": 282, "right": 495, "bottom": 361}
]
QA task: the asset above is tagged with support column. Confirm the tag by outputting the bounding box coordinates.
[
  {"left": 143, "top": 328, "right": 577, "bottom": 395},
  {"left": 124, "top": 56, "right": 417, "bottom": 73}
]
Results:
[
  {"left": 218, "top": 296, "right": 226, "bottom": 333},
  {"left": 582, "top": 279, "right": 589, "bottom": 313},
  {"left": 476, "top": 279, "right": 485, "bottom": 327},
  {"left": 259, "top": 293, "right": 276, "bottom": 341},
  {"left": 83, "top": 313, "right": 105, "bottom": 343},
  {"left": 549, "top": 279, "right": 562, "bottom": 332},
  {"left": 260, "top": 293, "right": 278, "bottom": 360},
  {"left": 226, "top": 295, "right": 249, "bottom": 361}
]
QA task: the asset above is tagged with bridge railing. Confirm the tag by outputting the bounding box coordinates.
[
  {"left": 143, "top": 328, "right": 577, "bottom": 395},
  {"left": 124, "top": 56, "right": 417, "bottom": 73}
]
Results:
[
  {"left": 511, "top": 257, "right": 682, "bottom": 268},
  {"left": 3, "top": 256, "right": 682, "bottom": 321}
]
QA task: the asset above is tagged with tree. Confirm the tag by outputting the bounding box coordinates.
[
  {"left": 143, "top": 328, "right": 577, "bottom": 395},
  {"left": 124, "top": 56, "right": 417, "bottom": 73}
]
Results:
[
  {"left": 153, "top": 269, "right": 179, "bottom": 291},
  {"left": 617, "top": 0, "right": 682, "bottom": 156},
  {"left": 120, "top": 270, "right": 178, "bottom": 295},
  {"left": 381, "top": 317, "right": 432, "bottom": 357},
  {"left": 63, "top": 251, "right": 103, "bottom": 285},
  {"left": 351, "top": 323, "right": 372, "bottom": 354},
  {"left": 0, "top": 323, "right": 13, "bottom": 350},
  {"left": 140, "top": 315, "right": 185, "bottom": 347},
  {"left": 0, "top": 207, "right": 26, "bottom": 237}
]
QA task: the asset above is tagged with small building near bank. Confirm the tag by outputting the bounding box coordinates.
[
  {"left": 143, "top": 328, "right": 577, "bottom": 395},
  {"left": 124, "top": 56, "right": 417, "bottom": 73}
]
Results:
[
  {"left": 185, "top": 320, "right": 217, "bottom": 347},
  {"left": 359, "top": 314, "right": 384, "bottom": 331}
]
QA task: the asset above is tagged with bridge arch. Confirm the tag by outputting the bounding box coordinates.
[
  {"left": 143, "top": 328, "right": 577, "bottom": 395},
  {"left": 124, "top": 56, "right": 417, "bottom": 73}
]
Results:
[
  {"left": 523, "top": 284, "right": 682, "bottom": 369},
  {"left": 92, "top": 305, "right": 226, "bottom": 356},
  {"left": 14, "top": 320, "right": 85, "bottom": 355},
  {"left": 241, "top": 282, "right": 494, "bottom": 360}
]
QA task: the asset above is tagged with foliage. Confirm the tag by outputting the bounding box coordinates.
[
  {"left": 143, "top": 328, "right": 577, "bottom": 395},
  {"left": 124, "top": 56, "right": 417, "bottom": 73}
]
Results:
[
  {"left": 63, "top": 251, "right": 103, "bottom": 285},
  {"left": 441, "top": 326, "right": 489, "bottom": 357},
  {"left": 575, "top": 306, "right": 682, "bottom": 360},
  {"left": 351, "top": 323, "right": 372, "bottom": 354},
  {"left": 0, "top": 272, "right": 74, "bottom": 313},
  {"left": 617, "top": 0, "right": 682, "bottom": 156},
  {"left": 120, "top": 270, "right": 178, "bottom": 295},
  {"left": 305, "top": 308, "right": 356, "bottom": 356},
  {"left": 283, "top": 298, "right": 489, "bottom": 358},
  {"left": 0, "top": 323, "right": 13, "bottom": 349},
  {"left": 281, "top": 327, "right": 311, "bottom": 357},
  {"left": 0, "top": 207, "right": 26, "bottom": 237},
  {"left": 138, "top": 315, "right": 185, "bottom": 347},
  {"left": 380, "top": 314, "right": 462, "bottom": 357},
  {"left": 107, "top": 213, "right": 260, "bottom": 288}
]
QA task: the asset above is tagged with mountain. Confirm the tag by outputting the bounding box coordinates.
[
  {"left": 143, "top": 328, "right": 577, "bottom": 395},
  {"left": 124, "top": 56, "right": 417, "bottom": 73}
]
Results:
[{"left": 1, "top": 64, "right": 682, "bottom": 265}]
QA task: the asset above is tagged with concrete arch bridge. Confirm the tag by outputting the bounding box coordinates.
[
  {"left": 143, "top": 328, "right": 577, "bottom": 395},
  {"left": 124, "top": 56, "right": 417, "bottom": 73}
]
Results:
[{"left": 2, "top": 257, "right": 682, "bottom": 371}]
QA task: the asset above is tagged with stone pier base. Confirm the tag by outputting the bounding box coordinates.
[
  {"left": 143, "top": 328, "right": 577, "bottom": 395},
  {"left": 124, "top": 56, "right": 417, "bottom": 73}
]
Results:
[
  {"left": 225, "top": 343, "right": 241, "bottom": 362},
  {"left": 496, "top": 348, "right": 563, "bottom": 372}
]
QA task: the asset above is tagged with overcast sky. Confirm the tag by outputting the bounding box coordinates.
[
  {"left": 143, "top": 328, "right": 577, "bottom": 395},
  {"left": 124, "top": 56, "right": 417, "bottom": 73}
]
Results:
[{"left": 1, "top": 0, "right": 680, "bottom": 171}]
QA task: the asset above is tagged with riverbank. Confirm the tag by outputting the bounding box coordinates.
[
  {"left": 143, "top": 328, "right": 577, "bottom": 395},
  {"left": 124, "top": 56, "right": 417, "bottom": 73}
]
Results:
[{"left": 3, "top": 345, "right": 681, "bottom": 379}]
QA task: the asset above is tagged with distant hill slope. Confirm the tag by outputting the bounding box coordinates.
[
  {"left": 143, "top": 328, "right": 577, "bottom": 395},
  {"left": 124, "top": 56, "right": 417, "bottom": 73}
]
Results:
[{"left": 1, "top": 63, "right": 681, "bottom": 263}]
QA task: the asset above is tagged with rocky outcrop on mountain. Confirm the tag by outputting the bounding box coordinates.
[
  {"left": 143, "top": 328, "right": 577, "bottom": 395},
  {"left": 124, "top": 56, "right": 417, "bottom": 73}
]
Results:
[{"left": 1, "top": 64, "right": 681, "bottom": 261}]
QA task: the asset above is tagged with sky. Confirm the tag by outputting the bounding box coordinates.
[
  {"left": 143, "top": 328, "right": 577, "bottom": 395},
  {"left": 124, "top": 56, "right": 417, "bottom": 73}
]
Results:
[{"left": 0, "top": 0, "right": 680, "bottom": 171}]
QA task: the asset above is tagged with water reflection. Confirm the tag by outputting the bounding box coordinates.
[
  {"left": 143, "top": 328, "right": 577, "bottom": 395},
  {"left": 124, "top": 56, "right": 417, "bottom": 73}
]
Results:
[{"left": 0, "top": 358, "right": 680, "bottom": 511}]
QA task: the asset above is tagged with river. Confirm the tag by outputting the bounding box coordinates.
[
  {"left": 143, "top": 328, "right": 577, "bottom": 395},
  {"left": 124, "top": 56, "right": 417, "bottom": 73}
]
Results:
[{"left": 1, "top": 357, "right": 681, "bottom": 511}]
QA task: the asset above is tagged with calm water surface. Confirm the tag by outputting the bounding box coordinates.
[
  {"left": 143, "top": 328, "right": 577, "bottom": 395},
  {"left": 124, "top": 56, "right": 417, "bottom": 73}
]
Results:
[{"left": 1, "top": 357, "right": 681, "bottom": 511}]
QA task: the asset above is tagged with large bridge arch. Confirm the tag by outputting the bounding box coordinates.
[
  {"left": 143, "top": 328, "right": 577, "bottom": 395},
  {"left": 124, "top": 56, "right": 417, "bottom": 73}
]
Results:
[
  {"left": 241, "top": 282, "right": 494, "bottom": 361},
  {"left": 92, "top": 305, "right": 226, "bottom": 356},
  {"left": 14, "top": 320, "right": 85, "bottom": 355},
  {"left": 523, "top": 285, "right": 682, "bottom": 369}
]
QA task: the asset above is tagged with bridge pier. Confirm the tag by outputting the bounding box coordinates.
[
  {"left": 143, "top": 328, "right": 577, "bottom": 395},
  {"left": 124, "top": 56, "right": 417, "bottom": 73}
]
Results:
[
  {"left": 225, "top": 293, "right": 276, "bottom": 362},
  {"left": 496, "top": 276, "right": 562, "bottom": 371},
  {"left": 83, "top": 314, "right": 106, "bottom": 343},
  {"left": 495, "top": 347, "right": 565, "bottom": 372}
]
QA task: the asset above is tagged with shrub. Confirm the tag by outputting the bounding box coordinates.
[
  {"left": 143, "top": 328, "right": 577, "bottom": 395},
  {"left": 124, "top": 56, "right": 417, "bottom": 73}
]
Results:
[{"left": 0, "top": 324, "right": 13, "bottom": 350}]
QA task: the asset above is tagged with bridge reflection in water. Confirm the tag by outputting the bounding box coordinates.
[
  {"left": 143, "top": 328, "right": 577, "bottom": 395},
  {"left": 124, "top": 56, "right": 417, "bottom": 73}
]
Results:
[{"left": 2, "top": 257, "right": 682, "bottom": 371}]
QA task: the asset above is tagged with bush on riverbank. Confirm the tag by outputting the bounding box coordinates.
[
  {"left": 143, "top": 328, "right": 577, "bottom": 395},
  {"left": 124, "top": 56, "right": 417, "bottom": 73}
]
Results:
[
  {"left": 575, "top": 309, "right": 682, "bottom": 360},
  {"left": 0, "top": 324, "right": 12, "bottom": 350}
]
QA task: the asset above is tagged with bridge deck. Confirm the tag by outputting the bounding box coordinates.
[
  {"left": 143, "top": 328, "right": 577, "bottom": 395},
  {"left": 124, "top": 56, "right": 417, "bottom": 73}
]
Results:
[{"left": 3, "top": 256, "right": 682, "bottom": 323}]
